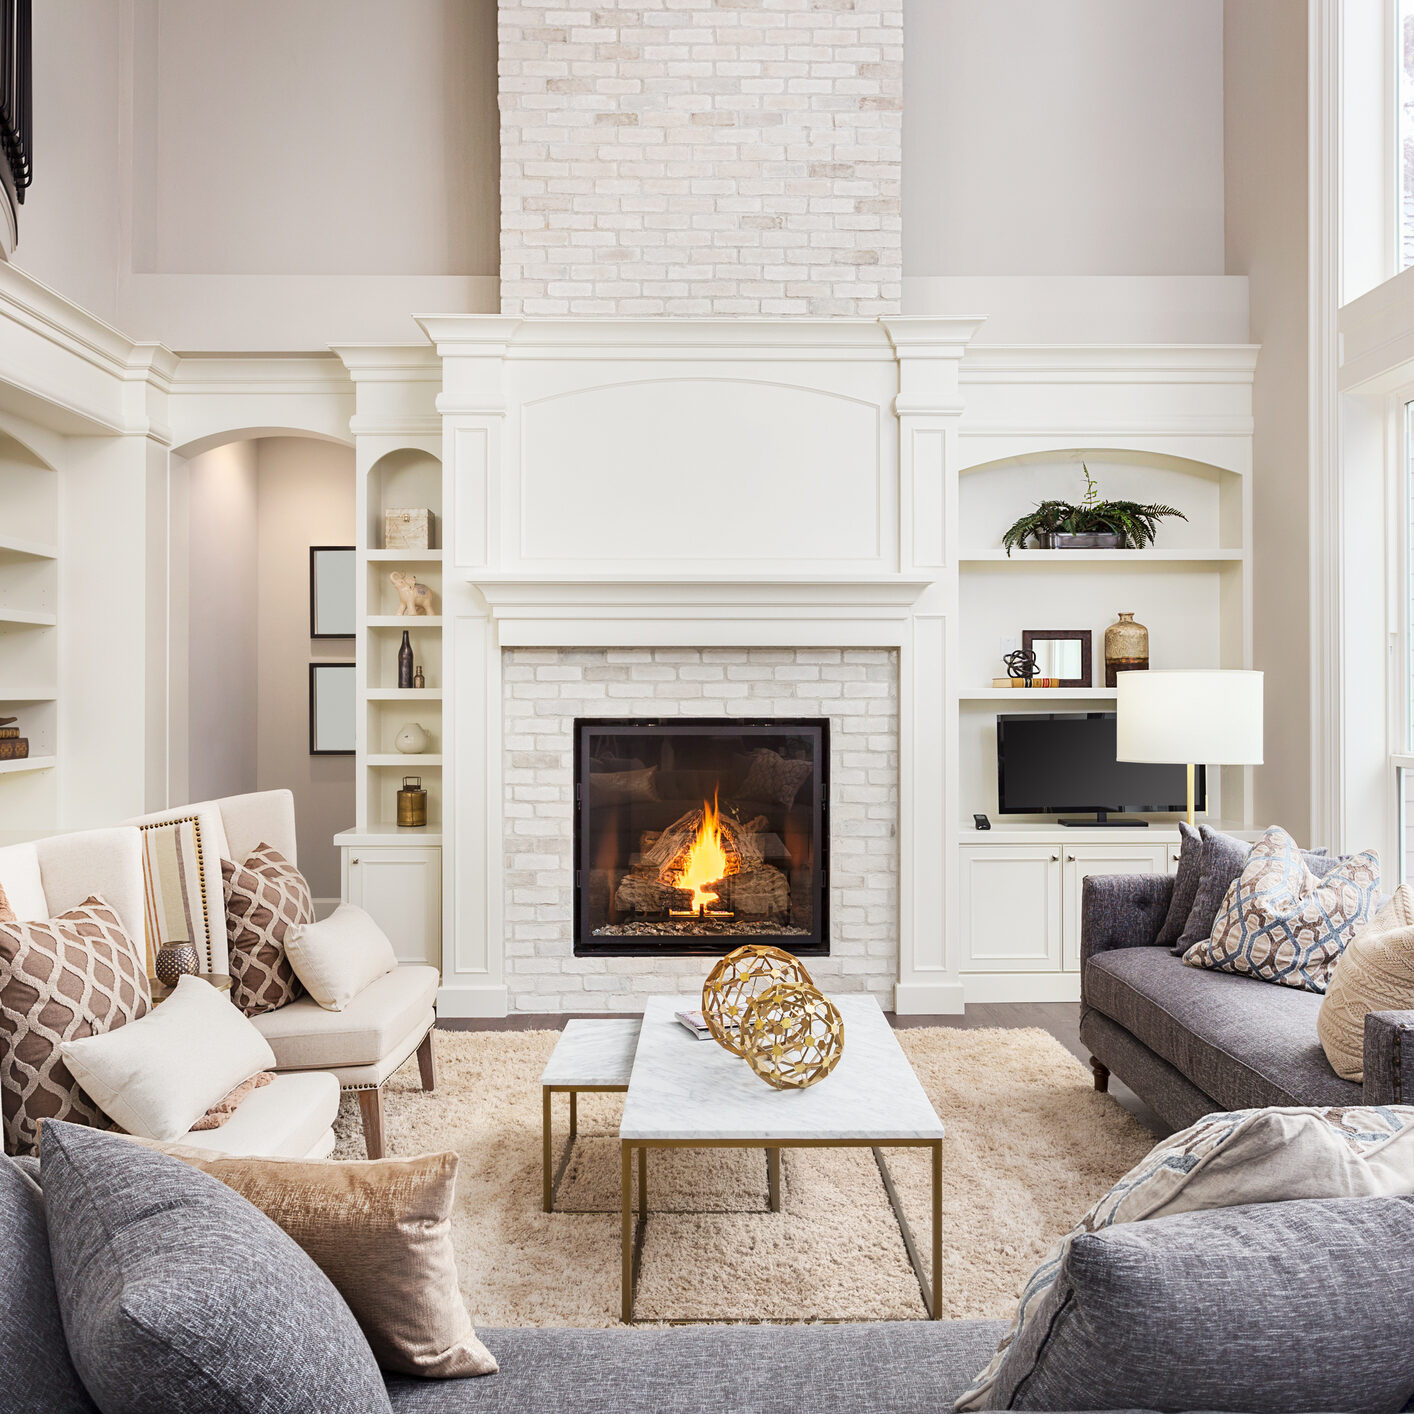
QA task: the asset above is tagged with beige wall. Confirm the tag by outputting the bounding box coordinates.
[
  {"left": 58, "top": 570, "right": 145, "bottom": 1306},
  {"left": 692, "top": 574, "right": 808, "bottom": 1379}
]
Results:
[
  {"left": 186, "top": 441, "right": 260, "bottom": 805},
  {"left": 1224, "top": 0, "right": 1312, "bottom": 839},
  {"left": 255, "top": 438, "right": 355, "bottom": 899},
  {"left": 904, "top": 0, "right": 1225, "bottom": 277}
]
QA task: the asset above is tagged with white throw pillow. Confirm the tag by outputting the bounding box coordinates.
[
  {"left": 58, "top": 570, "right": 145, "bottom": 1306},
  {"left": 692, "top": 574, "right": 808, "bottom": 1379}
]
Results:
[
  {"left": 285, "top": 904, "right": 398, "bottom": 1012},
  {"left": 0, "top": 842, "right": 48, "bottom": 921},
  {"left": 60, "top": 976, "right": 276, "bottom": 1141}
]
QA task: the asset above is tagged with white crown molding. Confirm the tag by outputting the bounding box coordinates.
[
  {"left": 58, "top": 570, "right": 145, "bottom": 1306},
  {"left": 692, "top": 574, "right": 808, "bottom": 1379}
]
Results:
[{"left": 960, "top": 345, "right": 1261, "bottom": 383}]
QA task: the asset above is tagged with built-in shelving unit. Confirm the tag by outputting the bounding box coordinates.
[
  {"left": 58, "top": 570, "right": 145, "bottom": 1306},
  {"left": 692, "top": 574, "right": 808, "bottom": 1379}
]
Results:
[
  {"left": 955, "top": 447, "right": 1253, "bottom": 832},
  {"left": 0, "top": 432, "right": 59, "bottom": 826},
  {"left": 355, "top": 444, "right": 444, "bottom": 833}
]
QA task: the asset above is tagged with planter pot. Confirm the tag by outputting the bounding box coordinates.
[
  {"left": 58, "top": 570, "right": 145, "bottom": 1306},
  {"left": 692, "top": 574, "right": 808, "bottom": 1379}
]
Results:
[{"left": 1037, "top": 531, "right": 1128, "bottom": 550}]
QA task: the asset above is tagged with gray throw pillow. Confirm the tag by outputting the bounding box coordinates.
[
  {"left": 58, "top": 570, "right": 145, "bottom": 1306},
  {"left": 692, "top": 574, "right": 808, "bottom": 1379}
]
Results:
[
  {"left": 1153, "top": 820, "right": 1200, "bottom": 950},
  {"left": 1173, "top": 826, "right": 1332, "bottom": 954},
  {"left": 0, "top": 1155, "right": 96, "bottom": 1412},
  {"left": 40, "top": 1122, "right": 393, "bottom": 1414},
  {"left": 984, "top": 1194, "right": 1414, "bottom": 1412}
]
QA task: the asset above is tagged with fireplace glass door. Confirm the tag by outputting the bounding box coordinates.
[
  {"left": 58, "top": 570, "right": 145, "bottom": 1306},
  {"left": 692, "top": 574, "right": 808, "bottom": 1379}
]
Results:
[{"left": 573, "top": 718, "right": 828, "bottom": 956}]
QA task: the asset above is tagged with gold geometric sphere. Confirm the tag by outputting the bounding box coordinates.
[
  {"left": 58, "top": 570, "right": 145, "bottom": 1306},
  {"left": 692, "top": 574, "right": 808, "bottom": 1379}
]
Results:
[
  {"left": 701, "top": 944, "right": 814, "bottom": 1056},
  {"left": 740, "top": 980, "right": 845, "bottom": 1090}
]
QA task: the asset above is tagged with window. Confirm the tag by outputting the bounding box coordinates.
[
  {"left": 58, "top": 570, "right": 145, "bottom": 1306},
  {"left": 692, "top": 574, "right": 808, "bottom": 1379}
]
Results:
[{"left": 1401, "top": 1, "right": 1414, "bottom": 268}]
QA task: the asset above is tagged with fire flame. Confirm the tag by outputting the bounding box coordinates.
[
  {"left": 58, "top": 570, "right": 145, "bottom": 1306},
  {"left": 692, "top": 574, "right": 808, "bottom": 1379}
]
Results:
[{"left": 672, "top": 797, "right": 731, "bottom": 914}]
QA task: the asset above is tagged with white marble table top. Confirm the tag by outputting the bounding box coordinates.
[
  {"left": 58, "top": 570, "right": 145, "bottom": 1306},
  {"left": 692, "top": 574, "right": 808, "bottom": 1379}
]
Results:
[
  {"left": 541, "top": 1018, "right": 642, "bottom": 1087},
  {"left": 620, "top": 995, "right": 945, "bottom": 1142}
]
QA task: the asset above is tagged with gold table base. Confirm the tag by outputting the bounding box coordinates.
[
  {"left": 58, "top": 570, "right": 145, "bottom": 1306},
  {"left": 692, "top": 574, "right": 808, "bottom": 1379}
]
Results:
[{"left": 619, "top": 1136, "right": 945, "bottom": 1325}]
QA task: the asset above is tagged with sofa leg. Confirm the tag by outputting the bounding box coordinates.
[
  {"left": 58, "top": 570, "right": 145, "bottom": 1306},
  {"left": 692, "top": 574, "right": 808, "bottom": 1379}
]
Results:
[
  {"left": 417, "top": 1029, "right": 437, "bottom": 1092},
  {"left": 358, "top": 1087, "right": 386, "bottom": 1160},
  {"left": 1090, "top": 1058, "right": 1110, "bottom": 1094}
]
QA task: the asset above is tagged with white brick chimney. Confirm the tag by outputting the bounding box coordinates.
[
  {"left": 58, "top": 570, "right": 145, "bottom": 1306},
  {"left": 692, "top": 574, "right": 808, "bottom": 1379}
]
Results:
[{"left": 497, "top": 0, "right": 903, "bottom": 316}]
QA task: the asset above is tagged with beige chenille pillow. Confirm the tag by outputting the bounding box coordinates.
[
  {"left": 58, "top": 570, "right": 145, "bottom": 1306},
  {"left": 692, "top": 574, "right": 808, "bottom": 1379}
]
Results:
[
  {"left": 1319, "top": 885, "right": 1414, "bottom": 1081},
  {"left": 285, "top": 903, "right": 398, "bottom": 1012},
  {"left": 131, "top": 1144, "right": 497, "bottom": 1379}
]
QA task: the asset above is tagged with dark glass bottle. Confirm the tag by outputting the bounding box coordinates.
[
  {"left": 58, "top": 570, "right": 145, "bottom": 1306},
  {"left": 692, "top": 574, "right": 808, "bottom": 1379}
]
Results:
[{"left": 398, "top": 630, "right": 414, "bottom": 689}]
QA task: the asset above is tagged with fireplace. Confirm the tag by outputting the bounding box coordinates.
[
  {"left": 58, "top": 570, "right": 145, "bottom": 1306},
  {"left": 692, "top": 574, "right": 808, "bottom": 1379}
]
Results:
[{"left": 573, "top": 718, "right": 828, "bottom": 957}]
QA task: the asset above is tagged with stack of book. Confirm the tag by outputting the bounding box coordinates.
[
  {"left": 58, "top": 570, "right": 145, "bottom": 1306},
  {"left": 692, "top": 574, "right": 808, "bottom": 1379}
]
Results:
[
  {"left": 0, "top": 718, "right": 27, "bottom": 762},
  {"left": 675, "top": 1008, "right": 715, "bottom": 1041},
  {"left": 990, "top": 677, "right": 1064, "bottom": 689}
]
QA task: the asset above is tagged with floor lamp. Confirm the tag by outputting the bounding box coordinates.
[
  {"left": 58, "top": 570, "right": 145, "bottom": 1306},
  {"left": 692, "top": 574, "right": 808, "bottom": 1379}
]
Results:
[{"left": 1115, "top": 671, "right": 1264, "bottom": 826}]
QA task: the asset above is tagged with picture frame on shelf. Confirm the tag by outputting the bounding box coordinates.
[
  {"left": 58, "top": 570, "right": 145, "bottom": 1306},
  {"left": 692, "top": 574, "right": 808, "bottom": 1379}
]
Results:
[
  {"left": 309, "top": 546, "right": 355, "bottom": 639},
  {"left": 309, "top": 662, "right": 356, "bottom": 755},
  {"left": 1021, "top": 630, "right": 1092, "bottom": 688}
]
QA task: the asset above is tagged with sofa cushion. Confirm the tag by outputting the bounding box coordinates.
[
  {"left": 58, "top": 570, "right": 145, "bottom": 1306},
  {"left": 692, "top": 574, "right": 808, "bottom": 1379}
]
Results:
[
  {"left": 956, "top": 1104, "right": 1414, "bottom": 1411},
  {"left": 285, "top": 904, "right": 398, "bottom": 1012},
  {"left": 1183, "top": 826, "right": 1380, "bottom": 993},
  {"left": 0, "top": 896, "right": 152, "bottom": 1156},
  {"left": 385, "top": 1319, "right": 1011, "bottom": 1414},
  {"left": 0, "top": 1155, "right": 96, "bottom": 1411},
  {"left": 41, "top": 1121, "right": 392, "bottom": 1414},
  {"left": 972, "top": 1196, "right": 1414, "bottom": 1413},
  {"left": 165, "top": 1070, "right": 340, "bottom": 1158},
  {"left": 1152, "top": 820, "right": 1200, "bottom": 950},
  {"left": 1084, "top": 946, "right": 1360, "bottom": 1109},
  {"left": 252, "top": 964, "right": 439, "bottom": 1070}
]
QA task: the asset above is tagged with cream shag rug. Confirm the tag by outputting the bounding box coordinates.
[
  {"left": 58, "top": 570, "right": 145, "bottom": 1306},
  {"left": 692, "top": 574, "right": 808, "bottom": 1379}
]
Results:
[{"left": 332, "top": 1026, "right": 1153, "bottom": 1327}]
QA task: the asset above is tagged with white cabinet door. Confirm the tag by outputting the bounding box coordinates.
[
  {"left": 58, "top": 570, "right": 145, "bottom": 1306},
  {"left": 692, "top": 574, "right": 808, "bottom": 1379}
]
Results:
[
  {"left": 344, "top": 846, "right": 441, "bottom": 969},
  {"left": 1062, "top": 844, "right": 1169, "bottom": 971},
  {"left": 959, "top": 846, "right": 1063, "bottom": 973}
]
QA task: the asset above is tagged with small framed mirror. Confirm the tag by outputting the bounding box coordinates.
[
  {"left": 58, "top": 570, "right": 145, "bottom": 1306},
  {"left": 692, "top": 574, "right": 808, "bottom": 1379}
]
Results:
[
  {"left": 309, "top": 663, "right": 356, "bottom": 755},
  {"left": 310, "top": 546, "right": 356, "bottom": 639},
  {"left": 1022, "top": 630, "right": 1092, "bottom": 688}
]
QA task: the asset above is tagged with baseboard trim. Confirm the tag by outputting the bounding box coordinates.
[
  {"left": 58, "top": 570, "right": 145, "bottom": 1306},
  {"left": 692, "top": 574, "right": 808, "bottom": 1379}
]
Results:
[
  {"left": 961, "top": 974, "right": 1081, "bottom": 1005},
  {"left": 436, "top": 983, "right": 510, "bottom": 1018},
  {"left": 893, "top": 980, "right": 966, "bottom": 1015}
]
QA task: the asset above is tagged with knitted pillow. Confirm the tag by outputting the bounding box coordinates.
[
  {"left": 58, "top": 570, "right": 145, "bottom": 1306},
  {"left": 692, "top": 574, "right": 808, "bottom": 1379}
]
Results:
[
  {"left": 737, "top": 749, "right": 813, "bottom": 807},
  {"left": 1319, "top": 886, "right": 1414, "bottom": 1081},
  {"left": 0, "top": 897, "right": 151, "bottom": 1156},
  {"left": 222, "top": 844, "right": 311, "bottom": 1017},
  {"left": 1184, "top": 826, "right": 1379, "bottom": 993}
]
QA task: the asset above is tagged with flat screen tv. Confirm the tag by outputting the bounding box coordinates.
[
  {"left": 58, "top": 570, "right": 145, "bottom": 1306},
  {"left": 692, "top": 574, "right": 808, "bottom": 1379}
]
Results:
[{"left": 996, "top": 712, "right": 1204, "bottom": 826}]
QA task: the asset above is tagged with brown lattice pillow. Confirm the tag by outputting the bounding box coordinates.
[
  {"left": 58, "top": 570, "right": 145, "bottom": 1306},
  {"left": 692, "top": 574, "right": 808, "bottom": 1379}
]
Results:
[
  {"left": 0, "top": 896, "right": 151, "bottom": 1157},
  {"left": 222, "top": 843, "right": 312, "bottom": 1017}
]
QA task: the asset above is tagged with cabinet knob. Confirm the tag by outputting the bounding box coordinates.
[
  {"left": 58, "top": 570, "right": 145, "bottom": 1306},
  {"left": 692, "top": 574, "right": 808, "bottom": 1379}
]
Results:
[
  {"left": 349, "top": 856, "right": 359, "bottom": 865},
  {"left": 1051, "top": 853, "right": 1059, "bottom": 862},
  {"left": 1065, "top": 854, "right": 1074, "bottom": 863}
]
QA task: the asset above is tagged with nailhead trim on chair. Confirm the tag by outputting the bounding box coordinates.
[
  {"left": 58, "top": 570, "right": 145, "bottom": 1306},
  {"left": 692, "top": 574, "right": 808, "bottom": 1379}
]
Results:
[{"left": 338, "top": 1019, "right": 437, "bottom": 1093}]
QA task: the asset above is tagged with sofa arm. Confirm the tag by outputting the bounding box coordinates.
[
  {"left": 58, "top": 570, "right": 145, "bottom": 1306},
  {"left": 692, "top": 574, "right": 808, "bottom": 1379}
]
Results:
[
  {"left": 1362, "top": 1011, "right": 1414, "bottom": 1105},
  {"left": 1080, "top": 873, "right": 1175, "bottom": 968}
]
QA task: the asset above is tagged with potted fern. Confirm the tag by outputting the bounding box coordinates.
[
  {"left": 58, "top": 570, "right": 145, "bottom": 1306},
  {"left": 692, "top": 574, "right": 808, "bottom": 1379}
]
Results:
[{"left": 1000, "top": 465, "right": 1187, "bottom": 555}]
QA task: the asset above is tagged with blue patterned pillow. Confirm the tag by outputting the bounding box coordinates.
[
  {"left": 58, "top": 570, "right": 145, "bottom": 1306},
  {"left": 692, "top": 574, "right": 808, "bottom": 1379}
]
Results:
[{"left": 1183, "top": 825, "right": 1379, "bottom": 992}]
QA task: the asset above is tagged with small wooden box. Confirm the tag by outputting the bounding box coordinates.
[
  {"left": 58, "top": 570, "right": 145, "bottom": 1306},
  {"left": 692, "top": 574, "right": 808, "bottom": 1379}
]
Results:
[
  {"left": 0, "top": 738, "right": 29, "bottom": 761},
  {"left": 384, "top": 508, "right": 433, "bottom": 550}
]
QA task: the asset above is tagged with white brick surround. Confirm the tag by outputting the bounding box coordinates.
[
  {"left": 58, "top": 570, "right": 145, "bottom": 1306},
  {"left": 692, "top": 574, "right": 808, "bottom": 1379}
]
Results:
[
  {"left": 497, "top": 0, "right": 903, "bottom": 316},
  {"left": 503, "top": 646, "right": 899, "bottom": 1011}
]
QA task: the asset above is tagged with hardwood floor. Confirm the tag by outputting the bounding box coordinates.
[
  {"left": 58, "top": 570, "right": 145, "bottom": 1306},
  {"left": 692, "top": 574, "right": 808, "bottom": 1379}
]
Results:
[{"left": 439, "top": 1001, "right": 1168, "bottom": 1137}]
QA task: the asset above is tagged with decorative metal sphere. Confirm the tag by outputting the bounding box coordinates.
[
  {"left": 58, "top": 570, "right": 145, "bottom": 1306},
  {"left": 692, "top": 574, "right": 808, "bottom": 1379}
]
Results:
[
  {"left": 740, "top": 981, "right": 845, "bottom": 1090},
  {"left": 154, "top": 942, "right": 201, "bottom": 989},
  {"left": 701, "top": 944, "right": 814, "bottom": 1056},
  {"left": 1003, "top": 648, "right": 1040, "bottom": 680}
]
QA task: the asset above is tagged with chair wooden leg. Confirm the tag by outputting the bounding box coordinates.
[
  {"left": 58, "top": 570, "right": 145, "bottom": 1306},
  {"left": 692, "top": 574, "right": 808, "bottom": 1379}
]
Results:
[
  {"left": 358, "top": 1087, "right": 387, "bottom": 1159},
  {"left": 417, "top": 1028, "right": 437, "bottom": 1092},
  {"left": 1091, "top": 1058, "right": 1110, "bottom": 1094}
]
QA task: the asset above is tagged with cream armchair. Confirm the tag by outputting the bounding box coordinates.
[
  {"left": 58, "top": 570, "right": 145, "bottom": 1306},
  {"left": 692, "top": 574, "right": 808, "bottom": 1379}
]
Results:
[
  {"left": 0, "top": 824, "right": 339, "bottom": 1158},
  {"left": 128, "top": 790, "right": 439, "bottom": 1158}
]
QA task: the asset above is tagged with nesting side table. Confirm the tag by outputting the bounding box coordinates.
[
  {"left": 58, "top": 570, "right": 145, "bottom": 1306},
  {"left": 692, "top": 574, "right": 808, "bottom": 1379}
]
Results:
[{"left": 540, "top": 1019, "right": 641, "bottom": 1212}]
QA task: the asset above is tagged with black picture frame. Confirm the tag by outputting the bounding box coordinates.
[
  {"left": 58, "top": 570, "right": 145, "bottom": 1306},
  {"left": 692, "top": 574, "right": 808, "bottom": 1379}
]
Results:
[
  {"left": 1021, "top": 629, "right": 1092, "bottom": 688},
  {"left": 309, "top": 545, "right": 356, "bottom": 639},
  {"left": 309, "top": 662, "right": 356, "bottom": 756}
]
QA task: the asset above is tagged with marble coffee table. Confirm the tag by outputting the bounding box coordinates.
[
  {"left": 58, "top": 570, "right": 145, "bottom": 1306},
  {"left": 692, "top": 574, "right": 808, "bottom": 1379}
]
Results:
[{"left": 617, "top": 994, "right": 946, "bottom": 1323}]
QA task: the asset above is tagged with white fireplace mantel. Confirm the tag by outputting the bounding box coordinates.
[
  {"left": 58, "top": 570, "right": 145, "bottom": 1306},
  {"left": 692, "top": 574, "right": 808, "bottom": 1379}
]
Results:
[{"left": 421, "top": 315, "right": 980, "bottom": 1018}]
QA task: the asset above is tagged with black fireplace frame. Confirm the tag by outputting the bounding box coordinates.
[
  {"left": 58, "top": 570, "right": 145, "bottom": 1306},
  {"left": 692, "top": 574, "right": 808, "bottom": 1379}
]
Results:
[{"left": 572, "top": 717, "right": 829, "bottom": 958}]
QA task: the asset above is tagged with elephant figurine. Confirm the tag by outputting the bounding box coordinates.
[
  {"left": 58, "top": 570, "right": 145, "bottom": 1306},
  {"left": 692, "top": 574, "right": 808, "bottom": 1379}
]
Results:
[{"left": 390, "top": 570, "right": 434, "bottom": 616}]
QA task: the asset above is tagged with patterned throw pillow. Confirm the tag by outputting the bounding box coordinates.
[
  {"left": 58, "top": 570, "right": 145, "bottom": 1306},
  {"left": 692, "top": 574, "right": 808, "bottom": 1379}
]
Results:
[
  {"left": 0, "top": 880, "right": 12, "bottom": 923},
  {"left": 222, "top": 844, "right": 312, "bottom": 1017},
  {"left": 0, "top": 896, "right": 151, "bottom": 1157},
  {"left": 737, "top": 748, "right": 813, "bottom": 807},
  {"left": 1183, "top": 826, "right": 1379, "bottom": 992},
  {"left": 1318, "top": 885, "right": 1414, "bottom": 1081},
  {"left": 955, "top": 1105, "right": 1414, "bottom": 1411}
]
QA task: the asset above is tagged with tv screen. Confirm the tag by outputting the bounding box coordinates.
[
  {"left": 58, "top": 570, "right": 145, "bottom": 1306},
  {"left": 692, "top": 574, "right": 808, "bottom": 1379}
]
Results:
[{"left": 996, "top": 712, "right": 1203, "bottom": 819}]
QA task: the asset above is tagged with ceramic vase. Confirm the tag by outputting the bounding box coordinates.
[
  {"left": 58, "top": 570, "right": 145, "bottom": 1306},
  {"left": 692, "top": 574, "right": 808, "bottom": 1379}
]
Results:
[{"left": 1104, "top": 611, "right": 1149, "bottom": 687}]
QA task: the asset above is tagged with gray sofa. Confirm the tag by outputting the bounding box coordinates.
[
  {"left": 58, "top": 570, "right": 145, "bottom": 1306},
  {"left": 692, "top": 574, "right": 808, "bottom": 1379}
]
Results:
[{"left": 1079, "top": 872, "right": 1414, "bottom": 1132}]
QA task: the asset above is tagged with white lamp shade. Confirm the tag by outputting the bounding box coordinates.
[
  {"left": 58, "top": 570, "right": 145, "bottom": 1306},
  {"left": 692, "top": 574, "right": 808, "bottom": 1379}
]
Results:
[{"left": 1115, "top": 670, "right": 1263, "bottom": 765}]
